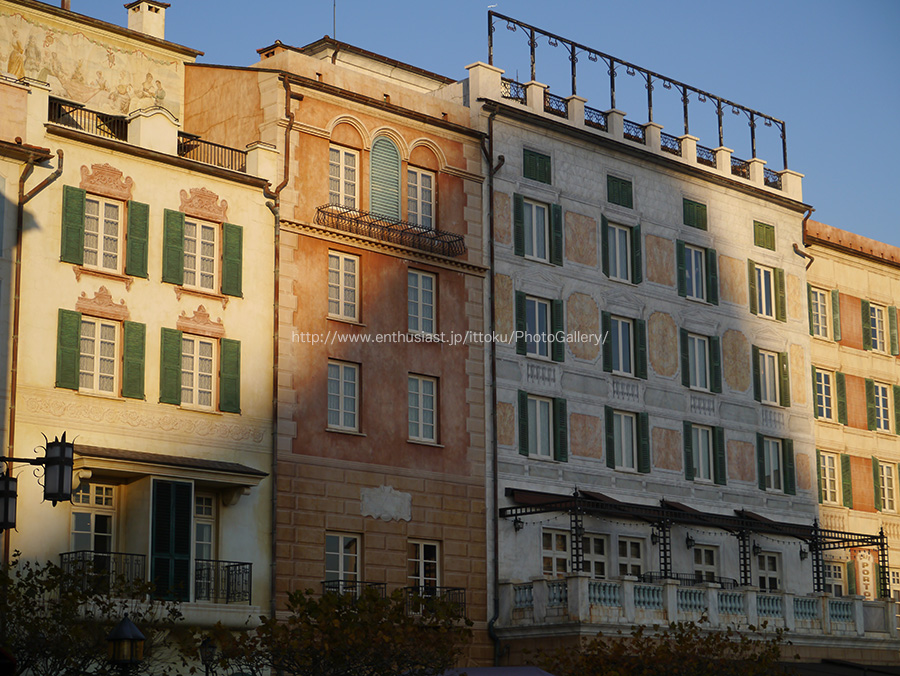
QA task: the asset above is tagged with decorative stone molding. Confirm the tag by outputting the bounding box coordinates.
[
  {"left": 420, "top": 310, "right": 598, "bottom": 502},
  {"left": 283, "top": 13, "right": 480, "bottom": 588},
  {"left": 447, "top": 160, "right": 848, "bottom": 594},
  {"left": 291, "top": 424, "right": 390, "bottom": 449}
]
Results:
[
  {"left": 176, "top": 305, "right": 225, "bottom": 338},
  {"left": 526, "top": 362, "right": 556, "bottom": 387},
  {"left": 360, "top": 485, "right": 412, "bottom": 522},
  {"left": 174, "top": 286, "right": 229, "bottom": 309},
  {"left": 73, "top": 266, "right": 134, "bottom": 291},
  {"left": 75, "top": 286, "right": 130, "bottom": 321},
  {"left": 79, "top": 164, "right": 134, "bottom": 201},
  {"left": 180, "top": 187, "right": 227, "bottom": 223}
]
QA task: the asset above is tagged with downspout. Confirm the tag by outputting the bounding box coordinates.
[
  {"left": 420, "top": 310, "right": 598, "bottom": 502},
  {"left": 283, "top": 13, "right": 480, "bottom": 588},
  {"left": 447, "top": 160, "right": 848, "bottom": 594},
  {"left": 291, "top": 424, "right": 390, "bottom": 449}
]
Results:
[
  {"left": 266, "top": 76, "right": 299, "bottom": 620},
  {"left": 794, "top": 207, "right": 816, "bottom": 270},
  {"left": 4, "top": 148, "right": 63, "bottom": 566},
  {"left": 482, "top": 106, "right": 505, "bottom": 666}
]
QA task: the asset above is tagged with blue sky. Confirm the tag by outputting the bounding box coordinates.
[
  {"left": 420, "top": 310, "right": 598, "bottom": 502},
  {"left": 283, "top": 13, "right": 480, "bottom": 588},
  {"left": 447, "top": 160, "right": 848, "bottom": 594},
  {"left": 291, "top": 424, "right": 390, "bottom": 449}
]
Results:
[{"left": 84, "top": 0, "right": 899, "bottom": 246}]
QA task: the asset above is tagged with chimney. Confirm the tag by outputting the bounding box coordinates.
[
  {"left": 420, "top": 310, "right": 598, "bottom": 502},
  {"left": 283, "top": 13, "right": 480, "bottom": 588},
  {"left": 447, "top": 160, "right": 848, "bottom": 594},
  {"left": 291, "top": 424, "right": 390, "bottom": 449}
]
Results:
[
  {"left": 61, "top": 1, "right": 70, "bottom": 10},
  {"left": 124, "top": 1, "right": 169, "bottom": 40}
]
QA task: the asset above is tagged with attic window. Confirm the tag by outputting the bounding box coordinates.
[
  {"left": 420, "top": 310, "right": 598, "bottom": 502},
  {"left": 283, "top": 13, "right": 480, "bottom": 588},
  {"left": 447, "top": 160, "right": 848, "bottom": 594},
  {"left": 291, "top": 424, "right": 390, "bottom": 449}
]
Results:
[
  {"left": 150, "top": 6, "right": 159, "bottom": 12},
  {"left": 383, "top": 94, "right": 391, "bottom": 104}
]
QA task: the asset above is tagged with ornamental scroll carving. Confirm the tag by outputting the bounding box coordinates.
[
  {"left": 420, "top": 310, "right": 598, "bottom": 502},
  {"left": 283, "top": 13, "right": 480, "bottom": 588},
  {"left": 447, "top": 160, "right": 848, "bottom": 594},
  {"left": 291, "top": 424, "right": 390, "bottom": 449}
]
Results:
[
  {"left": 180, "top": 187, "right": 227, "bottom": 223},
  {"left": 79, "top": 164, "right": 134, "bottom": 201},
  {"left": 75, "top": 286, "right": 130, "bottom": 321},
  {"left": 176, "top": 305, "right": 225, "bottom": 338},
  {"left": 360, "top": 485, "right": 412, "bottom": 522}
]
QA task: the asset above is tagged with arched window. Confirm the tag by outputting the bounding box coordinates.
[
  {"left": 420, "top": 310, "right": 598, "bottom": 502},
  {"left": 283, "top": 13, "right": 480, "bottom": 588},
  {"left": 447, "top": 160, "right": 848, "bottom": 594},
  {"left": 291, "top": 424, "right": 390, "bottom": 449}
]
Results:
[{"left": 370, "top": 136, "right": 401, "bottom": 220}]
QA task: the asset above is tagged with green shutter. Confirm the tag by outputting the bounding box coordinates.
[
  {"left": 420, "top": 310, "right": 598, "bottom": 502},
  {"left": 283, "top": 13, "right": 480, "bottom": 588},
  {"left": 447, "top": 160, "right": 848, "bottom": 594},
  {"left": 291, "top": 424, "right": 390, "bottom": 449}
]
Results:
[
  {"left": 551, "top": 299, "right": 565, "bottom": 363},
  {"left": 122, "top": 321, "right": 146, "bottom": 400},
  {"left": 513, "top": 193, "right": 525, "bottom": 257},
  {"left": 680, "top": 328, "right": 690, "bottom": 387},
  {"left": 841, "top": 454, "right": 853, "bottom": 508},
  {"left": 605, "top": 406, "right": 615, "bottom": 469},
  {"left": 219, "top": 338, "right": 241, "bottom": 413},
  {"left": 637, "top": 412, "right": 650, "bottom": 474},
  {"left": 747, "top": 260, "right": 757, "bottom": 315},
  {"left": 873, "top": 457, "right": 882, "bottom": 512},
  {"left": 753, "top": 222, "right": 775, "bottom": 250},
  {"left": 893, "top": 385, "right": 900, "bottom": 435},
  {"left": 159, "top": 328, "right": 182, "bottom": 405},
  {"left": 601, "top": 215, "right": 610, "bottom": 277},
  {"left": 816, "top": 450, "right": 823, "bottom": 504},
  {"left": 60, "top": 185, "right": 86, "bottom": 265},
  {"left": 811, "top": 365, "right": 818, "bottom": 419},
  {"left": 774, "top": 267, "right": 786, "bottom": 322},
  {"left": 601, "top": 311, "right": 612, "bottom": 372},
  {"left": 524, "top": 149, "right": 551, "bottom": 184},
  {"left": 889, "top": 306, "right": 899, "bottom": 355},
  {"left": 635, "top": 319, "right": 647, "bottom": 380},
  {"left": 162, "top": 210, "right": 185, "bottom": 285},
  {"left": 847, "top": 561, "right": 857, "bottom": 596},
  {"left": 710, "top": 335, "right": 722, "bottom": 394},
  {"left": 683, "top": 199, "right": 707, "bottom": 230},
  {"left": 607, "top": 176, "right": 632, "bottom": 209},
  {"left": 783, "top": 439, "right": 795, "bottom": 495},
  {"left": 836, "top": 372, "right": 848, "bottom": 425},
  {"left": 221, "top": 222, "right": 243, "bottom": 297},
  {"left": 706, "top": 248, "right": 718, "bottom": 305},
  {"left": 683, "top": 421, "right": 694, "bottom": 481},
  {"left": 518, "top": 390, "right": 529, "bottom": 457},
  {"left": 549, "top": 204, "right": 564, "bottom": 266},
  {"left": 807, "top": 284, "right": 815, "bottom": 336},
  {"left": 676, "top": 240, "right": 687, "bottom": 297},
  {"left": 713, "top": 427, "right": 726, "bottom": 486},
  {"left": 55, "top": 309, "right": 81, "bottom": 390},
  {"left": 631, "top": 223, "right": 642, "bottom": 284},
  {"left": 862, "top": 299, "right": 872, "bottom": 351},
  {"left": 756, "top": 433, "right": 766, "bottom": 491},
  {"left": 515, "top": 291, "right": 527, "bottom": 355},
  {"left": 831, "top": 290, "right": 842, "bottom": 341},
  {"left": 151, "top": 479, "right": 193, "bottom": 601},
  {"left": 125, "top": 200, "right": 149, "bottom": 278},
  {"left": 752, "top": 345, "right": 761, "bottom": 402},
  {"left": 370, "top": 137, "right": 401, "bottom": 220},
  {"left": 553, "top": 398, "right": 568, "bottom": 462},
  {"left": 865, "top": 378, "right": 876, "bottom": 431},
  {"left": 778, "top": 351, "right": 791, "bottom": 407}
]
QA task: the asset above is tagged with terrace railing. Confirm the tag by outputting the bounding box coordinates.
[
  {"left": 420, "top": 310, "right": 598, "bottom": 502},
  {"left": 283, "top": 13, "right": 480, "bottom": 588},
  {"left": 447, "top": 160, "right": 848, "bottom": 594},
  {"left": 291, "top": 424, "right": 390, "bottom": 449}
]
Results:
[
  {"left": 623, "top": 119, "right": 645, "bottom": 144},
  {"left": 194, "top": 559, "right": 252, "bottom": 604},
  {"left": 659, "top": 132, "right": 682, "bottom": 156},
  {"left": 48, "top": 98, "right": 128, "bottom": 141},
  {"left": 500, "top": 77, "right": 527, "bottom": 104},
  {"left": 543, "top": 91, "right": 568, "bottom": 118},
  {"left": 178, "top": 132, "right": 247, "bottom": 173},
  {"left": 59, "top": 550, "right": 146, "bottom": 594},
  {"left": 584, "top": 106, "right": 608, "bottom": 131},
  {"left": 731, "top": 155, "right": 751, "bottom": 179}
]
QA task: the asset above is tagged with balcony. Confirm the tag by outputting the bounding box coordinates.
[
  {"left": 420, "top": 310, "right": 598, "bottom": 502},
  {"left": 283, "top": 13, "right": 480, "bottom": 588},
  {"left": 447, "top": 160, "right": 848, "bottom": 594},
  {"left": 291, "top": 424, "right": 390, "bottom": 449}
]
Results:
[
  {"left": 500, "top": 77, "right": 527, "bottom": 104},
  {"left": 48, "top": 98, "right": 127, "bottom": 142},
  {"left": 177, "top": 132, "right": 247, "bottom": 173},
  {"left": 194, "top": 559, "right": 253, "bottom": 604},
  {"left": 543, "top": 91, "right": 568, "bottom": 118},
  {"left": 315, "top": 204, "right": 467, "bottom": 257},
  {"left": 402, "top": 585, "right": 467, "bottom": 617},
  {"left": 321, "top": 579, "right": 388, "bottom": 598}
]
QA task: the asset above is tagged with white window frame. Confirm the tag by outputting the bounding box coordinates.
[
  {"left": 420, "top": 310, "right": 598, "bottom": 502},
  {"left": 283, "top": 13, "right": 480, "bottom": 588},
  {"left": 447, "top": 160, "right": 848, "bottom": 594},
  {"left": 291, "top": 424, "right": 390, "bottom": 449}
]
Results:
[
  {"left": 542, "top": 529, "right": 569, "bottom": 578},
  {"left": 407, "top": 167, "right": 434, "bottom": 229},
  {"left": 527, "top": 395, "right": 554, "bottom": 459},
  {"left": 693, "top": 546, "right": 718, "bottom": 582},
  {"left": 608, "top": 223, "right": 631, "bottom": 282},
  {"left": 408, "top": 375, "right": 437, "bottom": 443},
  {"left": 194, "top": 493, "right": 215, "bottom": 561},
  {"left": 881, "top": 462, "right": 896, "bottom": 512},
  {"left": 874, "top": 382, "right": 891, "bottom": 433},
  {"left": 613, "top": 410, "right": 637, "bottom": 471},
  {"left": 685, "top": 245, "right": 706, "bottom": 301},
  {"left": 582, "top": 534, "right": 608, "bottom": 580},
  {"left": 79, "top": 316, "right": 119, "bottom": 396},
  {"left": 824, "top": 562, "right": 844, "bottom": 596},
  {"left": 757, "top": 552, "right": 781, "bottom": 591},
  {"left": 523, "top": 199, "right": 549, "bottom": 262},
  {"left": 329, "top": 145, "right": 358, "bottom": 208},
  {"left": 328, "top": 361, "right": 359, "bottom": 432},
  {"left": 328, "top": 251, "right": 359, "bottom": 322},
  {"left": 611, "top": 316, "right": 634, "bottom": 376},
  {"left": 816, "top": 369, "right": 834, "bottom": 421},
  {"left": 688, "top": 333, "right": 710, "bottom": 391},
  {"left": 692, "top": 425, "right": 713, "bottom": 482},
  {"left": 83, "top": 195, "right": 123, "bottom": 273},
  {"left": 756, "top": 264, "right": 775, "bottom": 318},
  {"left": 70, "top": 483, "right": 115, "bottom": 553},
  {"left": 526, "top": 296, "right": 551, "bottom": 359},
  {"left": 870, "top": 304, "right": 887, "bottom": 353},
  {"left": 183, "top": 217, "right": 218, "bottom": 292},
  {"left": 763, "top": 437, "right": 783, "bottom": 492},
  {"left": 820, "top": 452, "right": 839, "bottom": 505},
  {"left": 181, "top": 334, "right": 216, "bottom": 410},
  {"left": 758, "top": 349, "right": 780, "bottom": 406},
  {"left": 408, "top": 270, "right": 435, "bottom": 334},
  {"left": 617, "top": 537, "right": 644, "bottom": 577},
  {"left": 810, "top": 287, "right": 830, "bottom": 339},
  {"left": 325, "top": 533, "right": 360, "bottom": 583},
  {"left": 408, "top": 540, "right": 440, "bottom": 588}
]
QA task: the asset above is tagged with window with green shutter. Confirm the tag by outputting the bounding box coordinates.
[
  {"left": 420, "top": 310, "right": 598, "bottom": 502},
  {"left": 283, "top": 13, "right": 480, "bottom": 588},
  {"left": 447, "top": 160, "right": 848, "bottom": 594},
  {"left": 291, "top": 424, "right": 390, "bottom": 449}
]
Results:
[
  {"left": 125, "top": 200, "right": 150, "bottom": 278},
  {"left": 841, "top": 454, "right": 853, "bottom": 507},
  {"left": 151, "top": 479, "right": 193, "bottom": 601},
  {"left": 713, "top": 427, "right": 726, "bottom": 486},
  {"left": 774, "top": 268, "right": 786, "bottom": 322},
  {"left": 634, "top": 319, "right": 648, "bottom": 380},
  {"left": 56, "top": 308, "right": 82, "bottom": 390},
  {"left": 706, "top": 248, "right": 719, "bottom": 305},
  {"left": 551, "top": 299, "right": 565, "bottom": 363},
  {"left": 861, "top": 299, "right": 872, "bottom": 351},
  {"left": 221, "top": 223, "right": 243, "bottom": 297},
  {"left": 515, "top": 291, "right": 527, "bottom": 355},
  {"left": 753, "top": 221, "right": 776, "bottom": 250},
  {"left": 683, "top": 421, "right": 694, "bottom": 481},
  {"left": 518, "top": 390, "right": 529, "bottom": 457},
  {"left": 517, "top": 391, "right": 567, "bottom": 462},
  {"left": 607, "top": 175, "right": 633, "bottom": 209},
  {"left": 873, "top": 457, "right": 882, "bottom": 512},
  {"left": 865, "top": 378, "right": 876, "bottom": 431},
  {"left": 710, "top": 336, "right": 722, "bottom": 393},
  {"left": 890, "top": 306, "right": 899, "bottom": 355},
  {"left": 553, "top": 398, "right": 568, "bottom": 462},
  {"left": 778, "top": 351, "right": 791, "bottom": 407},
  {"left": 836, "top": 372, "right": 848, "bottom": 425},
  {"left": 630, "top": 223, "right": 642, "bottom": 284},
  {"left": 513, "top": 193, "right": 525, "bottom": 257},
  {"left": 682, "top": 199, "right": 707, "bottom": 230},
  {"left": 782, "top": 439, "right": 796, "bottom": 495},
  {"left": 122, "top": 321, "right": 146, "bottom": 400},
  {"left": 60, "top": 186, "right": 86, "bottom": 265},
  {"left": 159, "top": 328, "right": 183, "bottom": 405},
  {"left": 637, "top": 412, "right": 650, "bottom": 474},
  {"left": 893, "top": 385, "right": 900, "bottom": 436},
  {"left": 370, "top": 137, "right": 401, "bottom": 219},
  {"left": 162, "top": 210, "right": 185, "bottom": 285},
  {"left": 832, "top": 290, "right": 842, "bottom": 341},
  {"left": 219, "top": 338, "right": 241, "bottom": 413},
  {"left": 549, "top": 204, "right": 564, "bottom": 266},
  {"left": 523, "top": 149, "right": 551, "bottom": 184}
]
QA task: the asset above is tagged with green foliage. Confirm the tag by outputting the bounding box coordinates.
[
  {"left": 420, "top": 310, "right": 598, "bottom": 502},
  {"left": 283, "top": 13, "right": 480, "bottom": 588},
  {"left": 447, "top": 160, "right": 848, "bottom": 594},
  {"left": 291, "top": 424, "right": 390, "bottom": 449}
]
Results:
[
  {"left": 534, "top": 620, "right": 791, "bottom": 676},
  {"left": 196, "top": 586, "right": 472, "bottom": 676},
  {"left": 0, "top": 552, "right": 189, "bottom": 676}
]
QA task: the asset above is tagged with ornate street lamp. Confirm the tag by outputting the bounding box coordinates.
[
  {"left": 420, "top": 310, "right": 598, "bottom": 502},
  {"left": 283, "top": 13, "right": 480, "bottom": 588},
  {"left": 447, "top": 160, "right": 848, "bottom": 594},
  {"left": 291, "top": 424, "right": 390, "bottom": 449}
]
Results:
[
  {"left": 0, "top": 432, "right": 74, "bottom": 532},
  {"left": 0, "top": 474, "right": 16, "bottom": 532},
  {"left": 106, "top": 614, "right": 145, "bottom": 673}
]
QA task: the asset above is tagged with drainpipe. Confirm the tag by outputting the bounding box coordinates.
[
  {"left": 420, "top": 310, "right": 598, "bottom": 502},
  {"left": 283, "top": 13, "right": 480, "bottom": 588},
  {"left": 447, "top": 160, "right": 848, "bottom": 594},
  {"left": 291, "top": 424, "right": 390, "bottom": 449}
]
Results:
[
  {"left": 795, "top": 207, "right": 816, "bottom": 270},
  {"left": 4, "top": 148, "right": 64, "bottom": 566},
  {"left": 266, "top": 76, "right": 299, "bottom": 620},
  {"left": 481, "top": 106, "right": 505, "bottom": 666}
]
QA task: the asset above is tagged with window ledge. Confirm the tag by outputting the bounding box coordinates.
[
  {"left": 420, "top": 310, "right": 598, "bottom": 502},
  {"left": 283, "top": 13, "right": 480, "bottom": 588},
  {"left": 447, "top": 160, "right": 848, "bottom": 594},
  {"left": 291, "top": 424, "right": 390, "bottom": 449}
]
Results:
[
  {"left": 76, "top": 390, "right": 127, "bottom": 402},
  {"left": 407, "top": 439, "right": 444, "bottom": 449},
  {"left": 326, "top": 316, "right": 367, "bottom": 328},
  {"left": 815, "top": 418, "right": 842, "bottom": 427},
  {"left": 611, "top": 371, "right": 638, "bottom": 379},
  {"left": 72, "top": 265, "right": 135, "bottom": 291},
  {"left": 177, "top": 405, "right": 224, "bottom": 416},
  {"left": 523, "top": 255, "right": 554, "bottom": 266},
  {"left": 326, "top": 427, "right": 366, "bottom": 437},
  {"left": 174, "top": 286, "right": 230, "bottom": 309}
]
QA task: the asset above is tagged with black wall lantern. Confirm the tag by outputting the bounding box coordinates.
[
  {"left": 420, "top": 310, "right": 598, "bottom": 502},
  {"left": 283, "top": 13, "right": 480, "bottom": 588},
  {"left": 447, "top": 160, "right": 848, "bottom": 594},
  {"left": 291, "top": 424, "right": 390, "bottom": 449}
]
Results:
[{"left": 107, "top": 614, "right": 145, "bottom": 669}]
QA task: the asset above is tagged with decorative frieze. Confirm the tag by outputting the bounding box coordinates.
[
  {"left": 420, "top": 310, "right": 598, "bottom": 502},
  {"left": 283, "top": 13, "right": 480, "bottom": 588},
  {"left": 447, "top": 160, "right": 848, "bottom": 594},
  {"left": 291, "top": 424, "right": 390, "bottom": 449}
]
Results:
[
  {"left": 75, "top": 286, "right": 129, "bottom": 321},
  {"left": 79, "top": 163, "right": 134, "bottom": 201},
  {"left": 611, "top": 378, "right": 639, "bottom": 403},
  {"left": 360, "top": 485, "right": 412, "bottom": 522},
  {"left": 180, "top": 187, "right": 227, "bottom": 222},
  {"left": 526, "top": 362, "right": 556, "bottom": 387},
  {"left": 176, "top": 305, "right": 225, "bottom": 338}
]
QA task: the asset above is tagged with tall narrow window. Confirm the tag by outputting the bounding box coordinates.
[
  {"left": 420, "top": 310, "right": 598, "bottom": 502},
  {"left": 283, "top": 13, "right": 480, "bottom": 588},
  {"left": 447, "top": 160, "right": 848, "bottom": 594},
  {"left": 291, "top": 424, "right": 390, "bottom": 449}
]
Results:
[
  {"left": 870, "top": 304, "right": 887, "bottom": 353},
  {"left": 820, "top": 452, "right": 839, "bottom": 504},
  {"left": 79, "top": 317, "right": 118, "bottom": 395},
  {"left": 183, "top": 218, "right": 217, "bottom": 292},
  {"left": 757, "top": 553, "right": 781, "bottom": 590},
  {"left": 763, "top": 437, "right": 782, "bottom": 491},
  {"left": 325, "top": 533, "right": 360, "bottom": 583},
  {"left": 688, "top": 333, "right": 710, "bottom": 390},
  {"left": 407, "top": 168, "right": 434, "bottom": 229},
  {"left": 758, "top": 350, "right": 780, "bottom": 405},
  {"left": 83, "top": 196, "right": 123, "bottom": 272},
  {"left": 582, "top": 535, "right": 607, "bottom": 579},
  {"left": 194, "top": 494, "right": 215, "bottom": 561},
  {"left": 613, "top": 410, "right": 637, "bottom": 470},
  {"left": 181, "top": 334, "right": 215, "bottom": 409},
  {"left": 874, "top": 382, "right": 891, "bottom": 432},
  {"left": 607, "top": 223, "right": 631, "bottom": 282},
  {"left": 816, "top": 370, "right": 834, "bottom": 420},
  {"left": 824, "top": 563, "right": 844, "bottom": 596},
  {"left": 408, "top": 541, "right": 439, "bottom": 588},
  {"left": 810, "top": 287, "right": 830, "bottom": 338},
  {"left": 328, "top": 361, "right": 358, "bottom": 432},
  {"left": 408, "top": 375, "right": 437, "bottom": 443},
  {"left": 692, "top": 425, "right": 713, "bottom": 481},
  {"left": 542, "top": 530, "right": 569, "bottom": 577},
  {"left": 881, "top": 462, "right": 896, "bottom": 512},
  {"left": 694, "top": 546, "right": 718, "bottom": 582},
  {"left": 527, "top": 396, "right": 554, "bottom": 459},
  {"left": 524, "top": 199, "right": 549, "bottom": 261},
  {"left": 611, "top": 316, "right": 633, "bottom": 376},
  {"left": 756, "top": 265, "right": 775, "bottom": 318},
  {"left": 685, "top": 245, "right": 706, "bottom": 300},
  {"left": 329, "top": 146, "right": 358, "bottom": 208},
  {"left": 408, "top": 271, "right": 435, "bottom": 334},
  {"left": 526, "top": 297, "right": 551, "bottom": 358},
  {"left": 71, "top": 483, "right": 115, "bottom": 553},
  {"left": 618, "top": 538, "right": 643, "bottom": 576},
  {"left": 328, "top": 252, "right": 359, "bottom": 322}
]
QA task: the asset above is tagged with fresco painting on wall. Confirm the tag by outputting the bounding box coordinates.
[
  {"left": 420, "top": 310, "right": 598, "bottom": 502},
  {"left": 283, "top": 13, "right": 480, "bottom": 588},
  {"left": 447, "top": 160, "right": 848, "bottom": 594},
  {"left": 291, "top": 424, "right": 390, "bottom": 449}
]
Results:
[{"left": 0, "top": 9, "right": 182, "bottom": 118}]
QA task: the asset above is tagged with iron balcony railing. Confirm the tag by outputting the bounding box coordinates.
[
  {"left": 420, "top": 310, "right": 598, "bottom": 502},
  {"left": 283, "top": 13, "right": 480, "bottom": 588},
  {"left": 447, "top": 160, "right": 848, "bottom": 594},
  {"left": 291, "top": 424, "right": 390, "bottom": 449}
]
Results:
[
  {"left": 316, "top": 204, "right": 467, "bottom": 258},
  {"left": 660, "top": 132, "right": 682, "bottom": 157},
  {"left": 696, "top": 144, "right": 717, "bottom": 168},
  {"left": 731, "top": 156, "right": 751, "bottom": 179},
  {"left": 640, "top": 571, "right": 739, "bottom": 590},
  {"left": 177, "top": 132, "right": 247, "bottom": 173},
  {"left": 623, "top": 119, "right": 646, "bottom": 144},
  {"left": 194, "top": 559, "right": 252, "bottom": 604},
  {"left": 584, "top": 106, "right": 608, "bottom": 132},
  {"left": 764, "top": 167, "right": 783, "bottom": 190},
  {"left": 60, "top": 550, "right": 146, "bottom": 594},
  {"left": 48, "top": 98, "right": 128, "bottom": 142},
  {"left": 543, "top": 91, "right": 568, "bottom": 118},
  {"left": 321, "top": 579, "right": 388, "bottom": 598},
  {"left": 500, "top": 77, "right": 527, "bottom": 104},
  {"left": 402, "top": 585, "right": 467, "bottom": 617}
]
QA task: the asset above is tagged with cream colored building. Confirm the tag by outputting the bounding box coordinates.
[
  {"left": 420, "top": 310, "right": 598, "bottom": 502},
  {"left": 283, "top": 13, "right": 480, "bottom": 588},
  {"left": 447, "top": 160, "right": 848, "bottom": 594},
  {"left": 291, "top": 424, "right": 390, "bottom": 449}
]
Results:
[{"left": 0, "top": 0, "right": 276, "bottom": 626}]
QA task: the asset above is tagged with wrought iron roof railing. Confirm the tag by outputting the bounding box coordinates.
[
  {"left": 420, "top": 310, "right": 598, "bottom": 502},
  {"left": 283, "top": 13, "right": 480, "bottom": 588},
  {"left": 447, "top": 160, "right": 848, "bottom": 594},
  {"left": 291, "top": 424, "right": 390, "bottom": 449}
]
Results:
[
  {"left": 543, "top": 91, "right": 568, "bottom": 118},
  {"left": 731, "top": 155, "right": 751, "bottom": 179},
  {"left": 659, "top": 132, "right": 682, "bottom": 157},
  {"left": 315, "top": 204, "right": 467, "bottom": 258},
  {"left": 402, "top": 585, "right": 467, "bottom": 617},
  {"left": 60, "top": 550, "right": 145, "bottom": 594},
  {"left": 49, "top": 98, "right": 128, "bottom": 142},
  {"left": 640, "top": 571, "right": 739, "bottom": 590},
  {"left": 584, "top": 105, "right": 608, "bottom": 131},
  {"left": 623, "top": 119, "right": 645, "bottom": 144},
  {"left": 178, "top": 132, "right": 247, "bottom": 173},
  {"left": 696, "top": 144, "right": 717, "bottom": 168},
  {"left": 194, "top": 558, "right": 252, "bottom": 604},
  {"left": 764, "top": 167, "right": 783, "bottom": 190},
  {"left": 500, "top": 77, "right": 526, "bottom": 104}
]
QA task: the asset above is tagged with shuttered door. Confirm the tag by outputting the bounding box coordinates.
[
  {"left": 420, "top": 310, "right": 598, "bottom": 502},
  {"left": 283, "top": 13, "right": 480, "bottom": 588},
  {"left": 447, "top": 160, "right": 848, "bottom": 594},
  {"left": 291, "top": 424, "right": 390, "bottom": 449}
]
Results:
[
  {"left": 151, "top": 480, "right": 193, "bottom": 601},
  {"left": 370, "top": 137, "right": 401, "bottom": 220}
]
